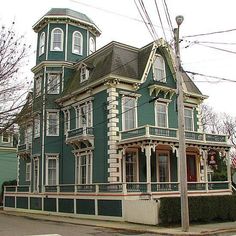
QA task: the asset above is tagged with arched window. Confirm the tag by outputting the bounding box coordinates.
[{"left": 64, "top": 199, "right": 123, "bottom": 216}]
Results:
[
  {"left": 89, "top": 37, "right": 95, "bottom": 55},
  {"left": 72, "top": 31, "right": 83, "bottom": 55},
  {"left": 39, "top": 32, "right": 45, "bottom": 55},
  {"left": 51, "top": 28, "right": 63, "bottom": 51}
]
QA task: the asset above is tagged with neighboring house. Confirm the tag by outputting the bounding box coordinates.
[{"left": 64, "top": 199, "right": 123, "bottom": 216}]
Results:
[
  {"left": 0, "top": 131, "right": 17, "bottom": 196},
  {"left": 4, "top": 8, "right": 231, "bottom": 224}
]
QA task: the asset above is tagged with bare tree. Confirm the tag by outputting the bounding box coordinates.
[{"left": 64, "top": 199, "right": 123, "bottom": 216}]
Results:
[{"left": 0, "top": 21, "right": 31, "bottom": 133}]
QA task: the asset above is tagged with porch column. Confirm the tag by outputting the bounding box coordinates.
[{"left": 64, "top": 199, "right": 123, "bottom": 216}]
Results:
[
  {"left": 202, "top": 149, "right": 208, "bottom": 191},
  {"left": 226, "top": 151, "right": 232, "bottom": 189},
  {"left": 175, "top": 147, "right": 181, "bottom": 183},
  {"left": 144, "top": 145, "right": 152, "bottom": 193}
]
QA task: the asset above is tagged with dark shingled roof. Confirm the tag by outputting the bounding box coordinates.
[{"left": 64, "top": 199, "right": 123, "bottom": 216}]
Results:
[
  {"left": 62, "top": 41, "right": 202, "bottom": 98},
  {"left": 45, "top": 8, "right": 95, "bottom": 25},
  {"left": 182, "top": 71, "right": 203, "bottom": 95}
]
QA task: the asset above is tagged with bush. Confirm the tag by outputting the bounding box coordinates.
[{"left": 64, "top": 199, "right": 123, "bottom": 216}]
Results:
[{"left": 159, "top": 195, "right": 236, "bottom": 225}]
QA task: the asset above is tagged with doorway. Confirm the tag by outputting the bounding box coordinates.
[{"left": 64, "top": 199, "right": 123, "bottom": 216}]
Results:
[{"left": 187, "top": 154, "right": 197, "bottom": 182}]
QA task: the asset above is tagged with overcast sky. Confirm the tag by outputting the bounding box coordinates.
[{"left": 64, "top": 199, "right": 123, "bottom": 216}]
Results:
[{"left": 1, "top": 0, "right": 236, "bottom": 116}]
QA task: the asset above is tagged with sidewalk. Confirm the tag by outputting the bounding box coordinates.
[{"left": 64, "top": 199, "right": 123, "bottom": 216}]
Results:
[{"left": 1, "top": 209, "right": 236, "bottom": 235}]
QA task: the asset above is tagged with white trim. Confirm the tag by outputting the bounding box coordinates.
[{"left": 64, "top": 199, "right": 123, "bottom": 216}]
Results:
[
  {"left": 156, "top": 150, "right": 170, "bottom": 182},
  {"left": 46, "top": 110, "right": 60, "bottom": 136},
  {"left": 33, "top": 114, "right": 40, "bottom": 138},
  {"left": 80, "top": 66, "right": 89, "bottom": 83},
  {"left": 65, "top": 24, "right": 68, "bottom": 61},
  {"left": 2, "top": 132, "right": 10, "bottom": 143},
  {"left": 47, "top": 73, "right": 60, "bottom": 95},
  {"left": 33, "top": 158, "right": 39, "bottom": 192},
  {"left": 124, "top": 148, "right": 139, "bottom": 182},
  {"left": 35, "top": 76, "right": 42, "bottom": 97},
  {"left": 50, "top": 28, "right": 64, "bottom": 51},
  {"left": 155, "top": 102, "right": 169, "bottom": 128},
  {"left": 46, "top": 24, "right": 50, "bottom": 60},
  {"left": 89, "top": 37, "right": 95, "bottom": 55},
  {"left": 45, "top": 154, "right": 59, "bottom": 186},
  {"left": 63, "top": 109, "right": 70, "bottom": 135},
  {"left": 72, "top": 31, "right": 83, "bottom": 55},
  {"left": 25, "top": 163, "right": 31, "bottom": 182}
]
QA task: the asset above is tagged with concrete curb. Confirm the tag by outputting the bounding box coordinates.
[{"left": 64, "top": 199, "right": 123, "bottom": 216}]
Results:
[{"left": 1, "top": 210, "right": 236, "bottom": 235}]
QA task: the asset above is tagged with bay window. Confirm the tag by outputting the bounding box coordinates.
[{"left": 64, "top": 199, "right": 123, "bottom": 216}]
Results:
[
  {"left": 47, "top": 73, "right": 60, "bottom": 94},
  {"left": 47, "top": 111, "right": 59, "bottom": 136}
]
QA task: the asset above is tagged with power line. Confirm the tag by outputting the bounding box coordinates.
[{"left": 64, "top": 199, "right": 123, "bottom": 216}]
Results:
[{"left": 183, "top": 28, "right": 236, "bottom": 38}]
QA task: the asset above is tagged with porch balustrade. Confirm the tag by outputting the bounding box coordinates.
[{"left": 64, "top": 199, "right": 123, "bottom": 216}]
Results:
[
  {"left": 67, "top": 127, "right": 93, "bottom": 139},
  {"left": 17, "top": 143, "right": 32, "bottom": 153},
  {"left": 5, "top": 181, "right": 231, "bottom": 196},
  {"left": 120, "top": 125, "right": 227, "bottom": 144}
]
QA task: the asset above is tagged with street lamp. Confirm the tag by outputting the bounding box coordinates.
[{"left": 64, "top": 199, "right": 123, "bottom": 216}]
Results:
[{"left": 174, "top": 15, "right": 189, "bottom": 232}]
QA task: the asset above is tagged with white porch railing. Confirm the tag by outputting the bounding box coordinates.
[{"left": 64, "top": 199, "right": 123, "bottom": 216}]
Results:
[{"left": 4, "top": 181, "right": 231, "bottom": 195}]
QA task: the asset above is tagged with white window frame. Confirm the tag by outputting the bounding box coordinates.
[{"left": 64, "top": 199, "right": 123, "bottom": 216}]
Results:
[
  {"left": 155, "top": 102, "right": 168, "bottom": 128},
  {"left": 33, "top": 158, "right": 39, "bottom": 192},
  {"left": 72, "top": 31, "right": 83, "bottom": 55},
  {"left": 153, "top": 54, "right": 166, "bottom": 82},
  {"left": 63, "top": 109, "right": 70, "bottom": 134},
  {"left": 51, "top": 28, "right": 63, "bottom": 51},
  {"left": 47, "top": 73, "right": 60, "bottom": 94},
  {"left": 124, "top": 149, "right": 139, "bottom": 182},
  {"left": 157, "top": 151, "right": 170, "bottom": 182},
  {"left": 89, "top": 37, "right": 95, "bottom": 55},
  {"left": 26, "top": 125, "right": 33, "bottom": 144},
  {"left": 122, "top": 96, "right": 137, "bottom": 131},
  {"left": 80, "top": 66, "right": 89, "bottom": 83},
  {"left": 76, "top": 152, "right": 93, "bottom": 184},
  {"left": 2, "top": 132, "right": 10, "bottom": 143},
  {"left": 35, "top": 76, "right": 42, "bottom": 97},
  {"left": 46, "top": 111, "right": 59, "bottom": 136},
  {"left": 39, "top": 32, "right": 45, "bottom": 56},
  {"left": 34, "top": 114, "right": 40, "bottom": 138},
  {"left": 75, "top": 101, "right": 93, "bottom": 128},
  {"left": 25, "top": 163, "right": 31, "bottom": 181},
  {"left": 184, "top": 107, "right": 194, "bottom": 131},
  {"left": 46, "top": 155, "right": 59, "bottom": 186}
]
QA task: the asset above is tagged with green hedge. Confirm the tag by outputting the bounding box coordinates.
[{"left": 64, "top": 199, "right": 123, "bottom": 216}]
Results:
[{"left": 159, "top": 195, "right": 236, "bottom": 224}]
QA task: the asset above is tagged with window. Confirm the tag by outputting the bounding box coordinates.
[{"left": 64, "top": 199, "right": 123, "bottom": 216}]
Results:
[
  {"left": 35, "top": 76, "right": 42, "bottom": 97},
  {"left": 125, "top": 151, "right": 138, "bottom": 182},
  {"left": 80, "top": 66, "right": 89, "bottom": 82},
  {"left": 47, "top": 74, "right": 60, "bottom": 94},
  {"left": 72, "top": 31, "right": 83, "bottom": 55},
  {"left": 156, "top": 103, "right": 168, "bottom": 127},
  {"left": 46, "top": 156, "right": 58, "bottom": 186},
  {"left": 34, "top": 115, "right": 40, "bottom": 138},
  {"left": 33, "top": 158, "right": 39, "bottom": 192},
  {"left": 26, "top": 163, "right": 31, "bottom": 181},
  {"left": 25, "top": 125, "right": 32, "bottom": 144},
  {"left": 122, "top": 96, "right": 137, "bottom": 130},
  {"left": 75, "top": 101, "right": 92, "bottom": 128},
  {"left": 184, "top": 108, "right": 194, "bottom": 131},
  {"left": 63, "top": 110, "right": 70, "bottom": 134},
  {"left": 47, "top": 111, "right": 59, "bottom": 136},
  {"left": 51, "top": 28, "right": 63, "bottom": 51},
  {"left": 153, "top": 55, "right": 165, "bottom": 82},
  {"left": 76, "top": 153, "right": 92, "bottom": 184},
  {"left": 39, "top": 32, "right": 45, "bottom": 55},
  {"left": 2, "top": 132, "right": 10, "bottom": 143},
  {"left": 89, "top": 37, "right": 95, "bottom": 54},
  {"left": 157, "top": 152, "right": 170, "bottom": 182}
]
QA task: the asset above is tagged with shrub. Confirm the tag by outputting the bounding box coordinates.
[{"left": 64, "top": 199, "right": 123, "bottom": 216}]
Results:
[{"left": 159, "top": 195, "right": 236, "bottom": 225}]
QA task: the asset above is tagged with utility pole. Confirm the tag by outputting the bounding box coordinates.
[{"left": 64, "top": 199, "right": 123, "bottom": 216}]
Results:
[{"left": 174, "top": 15, "right": 189, "bottom": 232}]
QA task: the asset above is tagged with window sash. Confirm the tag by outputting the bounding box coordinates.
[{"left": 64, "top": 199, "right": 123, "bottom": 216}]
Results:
[
  {"left": 156, "top": 103, "right": 167, "bottom": 127},
  {"left": 39, "top": 33, "right": 45, "bottom": 55},
  {"left": 73, "top": 32, "right": 82, "bottom": 54},
  {"left": 123, "top": 97, "right": 136, "bottom": 130},
  {"left": 153, "top": 55, "right": 165, "bottom": 82},
  {"left": 89, "top": 37, "right": 95, "bottom": 54},
  {"left": 52, "top": 29, "right": 63, "bottom": 51},
  {"left": 35, "top": 77, "right": 41, "bottom": 96},
  {"left": 26, "top": 163, "right": 31, "bottom": 181},
  {"left": 158, "top": 153, "right": 170, "bottom": 182},
  {"left": 47, "top": 112, "right": 59, "bottom": 136},
  {"left": 77, "top": 154, "right": 92, "bottom": 184},
  {"left": 2, "top": 133, "right": 10, "bottom": 143},
  {"left": 184, "top": 108, "right": 193, "bottom": 131},
  {"left": 47, "top": 74, "right": 60, "bottom": 94},
  {"left": 125, "top": 151, "right": 138, "bottom": 182},
  {"left": 76, "top": 102, "right": 93, "bottom": 128},
  {"left": 33, "top": 159, "right": 39, "bottom": 192},
  {"left": 47, "top": 158, "right": 57, "bottom": 186},
  {"left": 34, "top": 115, "right": 40, "bottom": 138}
]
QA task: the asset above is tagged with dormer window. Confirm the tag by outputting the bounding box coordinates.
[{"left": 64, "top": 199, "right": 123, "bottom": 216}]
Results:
[
  {"left": 72, "top": 31, "right": 83, "bottom": 55},
  {"left": 51, "top": 28, "right": 63, "bottom": 51},
  {"left": 39, "top": 32, "right": 45, "bottom": 55},
  {"left": 89, "top": 37, "right": 95, "bottom": 55},
  {"left": 153, "top": 54, "right": 165, "bottom": 82},
  {"left": 80, "top": 66, "right": 89, "bottom": 82}
]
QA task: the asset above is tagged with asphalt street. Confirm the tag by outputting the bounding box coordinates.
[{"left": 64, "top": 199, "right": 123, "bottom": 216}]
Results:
[{"left": 0, "top": 213, "right": 158, "bottom": 236}]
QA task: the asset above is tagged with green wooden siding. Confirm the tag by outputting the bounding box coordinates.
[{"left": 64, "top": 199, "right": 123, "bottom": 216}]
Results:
[
  {"left": 59, "top": 199, "right": 74, "bottom": 213},
  {"left": 97, "top": 200, "right": 122, "bottom": 217},
  {"left": 30, "top": 197, "right": 42, "bottom": 210},
  {"left": 76, "top": 199, "right": 95, "bottom": 215}
]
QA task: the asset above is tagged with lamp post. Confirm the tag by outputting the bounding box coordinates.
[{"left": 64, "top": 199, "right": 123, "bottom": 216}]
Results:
[{"left": 174, "top": 15, "right": 189, "bottom": 232}]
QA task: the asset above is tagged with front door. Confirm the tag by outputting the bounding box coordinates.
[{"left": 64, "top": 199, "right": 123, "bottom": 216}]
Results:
[{"left": 187, "top": 155, "right": 197, "bottom": 182}]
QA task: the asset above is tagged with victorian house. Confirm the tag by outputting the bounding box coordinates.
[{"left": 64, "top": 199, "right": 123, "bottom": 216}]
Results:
[{"left": 4, "top": 8, "right": 231, "bottom": 224}]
